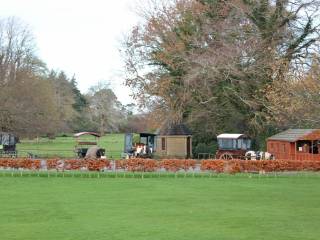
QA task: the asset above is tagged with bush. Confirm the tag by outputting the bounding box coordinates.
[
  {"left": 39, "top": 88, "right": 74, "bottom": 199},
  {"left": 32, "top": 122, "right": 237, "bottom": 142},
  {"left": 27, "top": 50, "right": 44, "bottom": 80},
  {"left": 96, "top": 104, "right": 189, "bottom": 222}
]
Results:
[
  {"left": 1, "top": 158, "right": 320, "bottom": 174},
  {"left": 193, "top": 142, "right": 217, "bottom": 159},
  {"left": 114, "top": 159, "right": 197, "bottom": 172},
  {"left": 201, "top": 160, "right": 320, "bottom": 173},
  {"left": 0, "top": 158, "right": 110, "bottom": 171},
  {"left": 0, "top": 158, "right": 41, "bottom": 170},
  {"left": 159, "top": 159, "right": 197, "bottom": 172}
]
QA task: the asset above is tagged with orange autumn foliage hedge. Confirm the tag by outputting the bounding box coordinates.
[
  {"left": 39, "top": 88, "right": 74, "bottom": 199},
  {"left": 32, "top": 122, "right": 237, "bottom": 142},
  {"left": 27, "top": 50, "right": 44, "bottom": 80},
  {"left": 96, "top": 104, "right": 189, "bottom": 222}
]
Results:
[
  {"left": 1, "top": 158, "right": 320, "bottom": 173},
  {"left": 116, "top": 159, "right": 158, "bottom": 172},
  {"left": 86, "top": 160, "right": 110, "bottom": 171},
  {"left": 201, "top": 160, "right": 320, "bottom": 173},
  {"left": 0, "top": 158, "right": 110, "bottom": 171},
  {"left": 160, "top": 159, "right": 197, "bottom": 172},
  {"left": 46, "top": 159, "right": 111, "bottom": 171},
  {"left": 115, "top": 159, "right": 197, "bottom": 172},
  {"left": 0, "top": 158, "right": 41, "bottom": 170}
]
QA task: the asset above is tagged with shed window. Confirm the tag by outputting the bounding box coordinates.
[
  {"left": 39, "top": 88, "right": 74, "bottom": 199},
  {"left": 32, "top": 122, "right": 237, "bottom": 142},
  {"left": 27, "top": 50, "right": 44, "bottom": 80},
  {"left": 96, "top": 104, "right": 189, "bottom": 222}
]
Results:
[
  {"left": 237, "top": 139, "right": 251, "bottom": 150},
  {"left": 161, "top": 138, "right": 166, "bottom": 151},
  {"left": 218, "top": 139, "right": 233, "bottom": 149},
  {"left": 218, "top": 138, "right": 251, "bottom": 150}
]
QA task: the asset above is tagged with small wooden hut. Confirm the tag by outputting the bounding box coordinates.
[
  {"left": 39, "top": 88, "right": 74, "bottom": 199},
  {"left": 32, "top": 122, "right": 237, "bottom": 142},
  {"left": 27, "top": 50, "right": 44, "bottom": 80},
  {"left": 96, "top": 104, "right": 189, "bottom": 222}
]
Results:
[
  {"left": 155, "top": 123, "right": 192, "bottom": 158},
  {"left": 267, "top": 129, "right": 320, "bottom": 160}
]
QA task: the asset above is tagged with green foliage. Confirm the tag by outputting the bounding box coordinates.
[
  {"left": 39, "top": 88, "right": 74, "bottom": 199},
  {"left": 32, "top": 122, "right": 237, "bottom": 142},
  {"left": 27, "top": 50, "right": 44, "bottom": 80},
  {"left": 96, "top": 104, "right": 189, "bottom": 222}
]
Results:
[
  {"left": 193, "top": 142, "right": 217, "bottom": 157},
  {"left": 70, "top": 76, "right": 88, "bottom": 113},
  {"left": 132, "top": 134, "right": 140, "bottom": 145}
]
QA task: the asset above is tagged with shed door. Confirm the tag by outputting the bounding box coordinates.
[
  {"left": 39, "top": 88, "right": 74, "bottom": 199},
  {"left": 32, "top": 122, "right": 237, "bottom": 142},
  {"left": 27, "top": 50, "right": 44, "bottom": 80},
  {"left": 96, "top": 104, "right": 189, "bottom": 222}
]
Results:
[{"left": 187, "top": 137, "right": 191, "bottom": 158}]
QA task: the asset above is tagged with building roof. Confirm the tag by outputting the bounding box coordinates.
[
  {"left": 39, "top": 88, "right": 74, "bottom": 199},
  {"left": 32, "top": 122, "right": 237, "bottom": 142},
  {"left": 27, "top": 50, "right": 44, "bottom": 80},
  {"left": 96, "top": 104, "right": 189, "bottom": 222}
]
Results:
[
  {"left": 74, "top": 132, "right": 101, "bottom": 138},
  {"left": 268, "top": 129, "right": 320, "bottom": 142},
  {"left": 140, "top": 133, "right": 157, "bottom": 137},
  {"left": 156, "top": 123, "right": 192, "bottom": 136},
  {"left": 217, "top": 134, "right": 246, "bottom": 139}
]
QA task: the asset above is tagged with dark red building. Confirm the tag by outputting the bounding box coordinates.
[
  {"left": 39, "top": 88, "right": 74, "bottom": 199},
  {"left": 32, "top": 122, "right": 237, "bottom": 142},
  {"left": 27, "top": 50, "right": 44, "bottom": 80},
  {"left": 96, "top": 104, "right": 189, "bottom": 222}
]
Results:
[{"left": 267, "top": 129, "right": 320, "bottom": 160}]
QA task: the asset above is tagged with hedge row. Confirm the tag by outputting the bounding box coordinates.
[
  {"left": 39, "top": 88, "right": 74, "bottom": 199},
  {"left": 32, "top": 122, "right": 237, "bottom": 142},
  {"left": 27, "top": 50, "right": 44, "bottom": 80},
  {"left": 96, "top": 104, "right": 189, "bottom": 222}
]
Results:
[
  {"left": 0, "top": 158, "right": 197, "bottom": 172},
  {"left": 1, "top": 158, "right": 320, "bottom": 173},
  {"left": 115, "top": 159, "right": 197, "bottom": 172},
  {"left": 0, "top": 158, "right": 41, "bottom": 170},
  {"left": 46, "top": 159, "right": 110, "bottom": 171},
  {"left": 201, "top": 160, "right": 320, "bottom": 173},
  {"left": 0, "top": 158, "right": 110, "bottom": 171}
]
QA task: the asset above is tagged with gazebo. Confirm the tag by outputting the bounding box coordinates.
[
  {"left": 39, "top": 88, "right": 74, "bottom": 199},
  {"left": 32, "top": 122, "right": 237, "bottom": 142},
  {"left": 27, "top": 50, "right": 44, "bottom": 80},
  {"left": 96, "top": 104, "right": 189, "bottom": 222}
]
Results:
[
  {"left": 155, "top": 123, "right": 192, "bottom": 158},
  {"left": 267, "top": 129, "right": 320, "bottom": 160}
]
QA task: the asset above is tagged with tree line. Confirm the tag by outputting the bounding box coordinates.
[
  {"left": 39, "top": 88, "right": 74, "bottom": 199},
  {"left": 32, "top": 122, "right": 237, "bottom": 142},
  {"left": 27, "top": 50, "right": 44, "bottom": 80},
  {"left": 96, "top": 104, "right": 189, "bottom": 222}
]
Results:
[
  {"left": 123, "top": 0, "right": 320, "bottom": 151},
  {"left": 0, "top": 17, "right": 141, "bottom": 138}
]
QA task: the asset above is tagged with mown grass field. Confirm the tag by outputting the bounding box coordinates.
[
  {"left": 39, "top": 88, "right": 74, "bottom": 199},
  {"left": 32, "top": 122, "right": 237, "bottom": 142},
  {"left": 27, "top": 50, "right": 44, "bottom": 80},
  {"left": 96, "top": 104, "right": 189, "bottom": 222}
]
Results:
[
  {"left": 16, "top": 134, "right": 124, "bottom": 159},
  {"left": 0, "top": 175, "right": 319, "bottom": 240}
]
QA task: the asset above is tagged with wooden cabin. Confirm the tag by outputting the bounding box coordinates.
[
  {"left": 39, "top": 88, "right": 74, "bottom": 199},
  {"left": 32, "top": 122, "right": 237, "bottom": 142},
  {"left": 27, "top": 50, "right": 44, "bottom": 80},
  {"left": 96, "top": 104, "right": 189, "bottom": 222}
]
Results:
[
  {"left": 267, "top": 129, "right": 320, "bottom": 160},
  {"left": 155, "top": 123, "right": 192, "bottom": 158}
]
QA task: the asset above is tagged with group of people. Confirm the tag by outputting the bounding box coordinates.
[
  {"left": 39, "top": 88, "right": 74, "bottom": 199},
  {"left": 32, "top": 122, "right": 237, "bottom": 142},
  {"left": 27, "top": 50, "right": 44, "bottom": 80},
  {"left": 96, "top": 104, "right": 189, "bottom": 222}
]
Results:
[
  {"left": 127, "top": 143, "right": 153, "bottom": 158},
  {"left": 245, "top": 151, "right": 275, "bottom": 160}
]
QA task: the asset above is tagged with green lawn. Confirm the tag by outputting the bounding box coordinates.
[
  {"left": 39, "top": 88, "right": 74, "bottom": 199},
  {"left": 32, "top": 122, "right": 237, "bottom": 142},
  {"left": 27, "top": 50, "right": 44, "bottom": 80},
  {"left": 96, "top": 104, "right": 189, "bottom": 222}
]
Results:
[
  {"left": 0, "top": 175, "right": 319, "bottom": 240},
  {"left": 16, "top": 134, "right": 124, "bottom": 159}
]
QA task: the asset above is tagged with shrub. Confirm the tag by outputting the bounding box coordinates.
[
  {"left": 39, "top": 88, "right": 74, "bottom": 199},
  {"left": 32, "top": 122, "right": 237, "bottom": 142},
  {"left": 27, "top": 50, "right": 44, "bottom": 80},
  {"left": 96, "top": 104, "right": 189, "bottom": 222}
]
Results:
[
  {"left": 193, "top": 142, "right": 217, "bottom": 159},
  {"left": 46, "top": 159, "right": 59, "bottom": 170},
  {"left": 1, "top": 158, "right": 320, "bottom": 173},
  {"left": 200, "top": 160, "right": 320, "bottom": 173},
  {"left": 115, "top": 159, "right": 158, "bottom": 172},
  {"left": 0, "top": 158, "right": 111, "bottom": 171},
  {"left": 159, "top": 159, "right": 197, "bottom": 172},
  {"left": 0, "top": 158, "right": 41, "bottom": 170},
  {"left": 85, "top": 159, "right": 110, "bottom": 171}
]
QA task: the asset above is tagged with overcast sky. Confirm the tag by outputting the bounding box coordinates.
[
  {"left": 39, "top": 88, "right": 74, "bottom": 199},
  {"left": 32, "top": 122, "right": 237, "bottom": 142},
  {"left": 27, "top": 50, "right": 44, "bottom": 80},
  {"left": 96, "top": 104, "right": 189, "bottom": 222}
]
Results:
[{"left": 0, "top": 0, "right": 139, "bottom": 104}]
